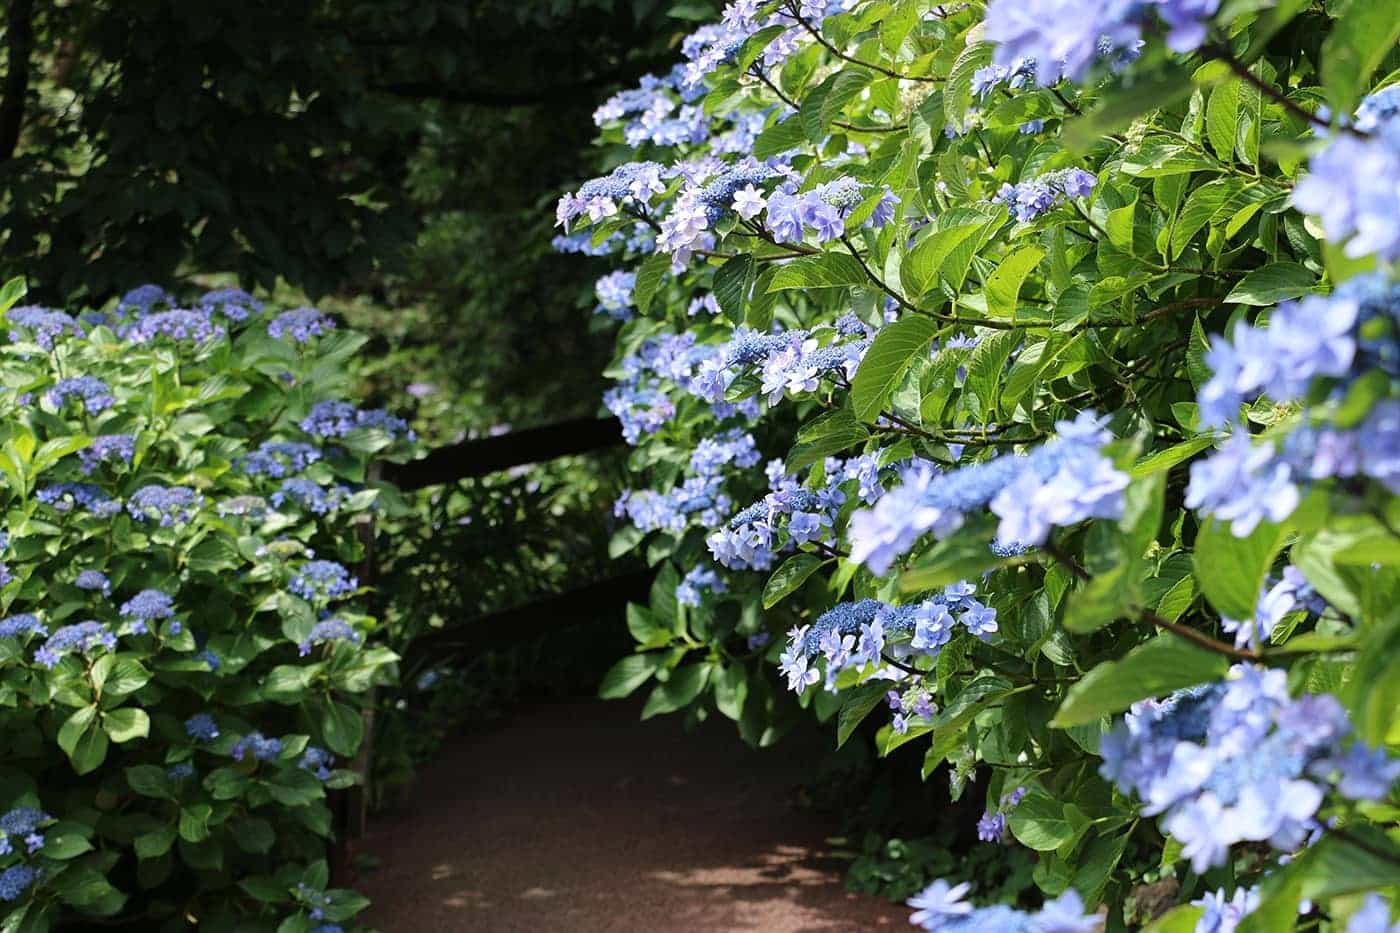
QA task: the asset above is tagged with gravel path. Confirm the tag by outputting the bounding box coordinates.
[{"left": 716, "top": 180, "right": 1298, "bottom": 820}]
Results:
[{"left": 356, "top": 697, "right": 909, "bottom": 932}]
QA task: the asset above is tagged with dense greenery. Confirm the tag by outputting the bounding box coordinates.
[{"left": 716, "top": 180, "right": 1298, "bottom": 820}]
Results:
[
  {"left": 562, "top": 0, "right": 1400, "bottom": 927},
  {"left": 0, "top": 281, "right": 413, "bottom": 931}
]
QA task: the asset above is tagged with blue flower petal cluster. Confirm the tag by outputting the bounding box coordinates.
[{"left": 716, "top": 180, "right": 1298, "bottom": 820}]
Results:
[
  {"left": 185, "top": 713, "right": 220, "bottom": 742},
  {"left": 239, "top": 441, "right": 322, "bottom": 478},
  {"left": 907, "top": 881, "right": 1099, "bottom": 931},
  {"left": 34, "top": 620, "right": 117, "bottom": 668},
  {"left": 231, "top": 731, "right": 283, "bottom": 763},
  {"left": 7, "top": 306, "right": 83, "bottom": 349},
  {"left": 298, "top": 618, "right": 361, "bottom": 656},
  {"left": 1100, "top": 666, "right": 1398, "bottom": 872},
  {"left": 125, "top": 309, "right": 225, "bottom": 345},
  {"left": 268, "top": 307, "right": 336, "bottom": 344},
  {"left": 270, "top": 478, "right": 347, "bottom": 515},
  {"left": 993, "top": 168, "right": 1097, "bottom": 222},
  {"left": 197, "top": 287, "right": 264, "bottom": 322},
  {"left": 37, "top": 483, "right": 121, "bottom": 517},
  {"left": 126, "top": 485, "right": 204, "bottom": 527},
  {"left": 288, "top": 561, "right": 359, "bottom": 604},
  {"left": 78, "top": 434, "right": 136, "bottom": 475},
  {"left": 46, "top": 376, "right": 115, "bottom": 414}
]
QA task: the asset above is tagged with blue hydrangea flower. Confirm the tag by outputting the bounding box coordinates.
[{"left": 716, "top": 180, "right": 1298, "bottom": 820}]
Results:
[
  {"left": 0, "top": 614, "right": 47, "bottom": 639},
  {"left": 37, "top": 483, "right": 122, "bottom": 517},
  {"left": 74, "top": 570, "right": 112, "bottom": 596},
  {"left": 676, "top": 566, "right": 727, "bottom": 607},
  {"left": 239, "top": 441, "right": 322, "bottom": 478},
  {"left": 268, "top": 307, "right": 336, "bottom": 344},
  {"left": 7, "top": 306, "right": 83, "bottom": 349},
  {"left": 1294, "top": 91, "right": 1400, "bottom": 261},
  {"left": 167, "top": 762, "right": 196, "bottom": 781},
  {"left": 119, "top": 589, "right": 175, "bottom": 635},
  {"left": 185, "top": 713, "right": 220, "bottom": 742},
  {"left": 0, "top": 808, "right": 48, "bottom": 837},
  {"left": 34, "top": 621, "right": 116, "bottom": 668},
  {"left": 288, "top": 561, "right": 358, "bottom": 603},
  {"left": 1347, "top": 894, "right": 1400, "bottom": 933},
  {"left": 127, "top": 485, "right": 203, "bottom": 527},
  {"left": 0, "top": 864, "right": 39, "bottom": 902},
  {"left": 1192, "top": 886, "right": 1258, "bottom": 933},
  {"left": 984, "top": 0, "right": 1145, "bottom": 87},
  {"left": 300, "top": 401, "right": 415, "bottom": 442},
  {"left": 231, "top": 731, "right": 283, "bottom": 762},
  {"left": 46, "top": 376, "right": 115, "bottom": 414},
  {"left": 299, "top": 746, "right": 335, "bottom": 780},
  {"left": 908, "top": 880, "right": 973, "bottom": 928},
  {"left": 78, "top": 434, "right": 136, "bottom": 474},
  {"left": 198, "top": 287, "right": 263, "bottom": 322},
  {"left": 125, "top": 309, "right": 225, "bottom": 345},
  {"left": 270, "top": 478, "right": 347, "bottom": 515},
  {"left": 298, "top": 618, "right": 362, "bottom": 656},
  {"left": 993, "top": 168, "right": 1097, "bottom": 222}
]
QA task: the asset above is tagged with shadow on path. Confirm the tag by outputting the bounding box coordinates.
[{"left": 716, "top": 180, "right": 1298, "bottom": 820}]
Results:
[{"left": 356, "top": 697, "right": 908, "bottom": 932}]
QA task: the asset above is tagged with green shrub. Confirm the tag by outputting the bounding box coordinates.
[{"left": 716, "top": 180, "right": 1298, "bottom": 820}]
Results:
[{"left": 0, "top": 280, "right": 413, "bottom": 932}]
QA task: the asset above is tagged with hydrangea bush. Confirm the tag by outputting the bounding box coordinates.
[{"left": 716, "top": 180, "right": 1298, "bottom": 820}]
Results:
[
  {"left": 561, "top": 0, "right": 1400, "bottom": 928},
  {"left": 0, "top": 280, "right": 414, "bottom": 931}
]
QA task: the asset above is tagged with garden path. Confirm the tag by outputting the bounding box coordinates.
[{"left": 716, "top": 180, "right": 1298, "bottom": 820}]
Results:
[{"left": 356, "top": 696, "right": 908, "bottom": 932}]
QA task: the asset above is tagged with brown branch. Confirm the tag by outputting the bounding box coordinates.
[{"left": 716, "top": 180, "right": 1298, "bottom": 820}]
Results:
[
  {"left": 784, "top": 2, "right": 940, "bottom": 84},
  {"left": 1041, "top": 542, "right": 1258, "bottom": 661},
  {"left": 0, "top": 0, "right": 35, "bottom": 161}
]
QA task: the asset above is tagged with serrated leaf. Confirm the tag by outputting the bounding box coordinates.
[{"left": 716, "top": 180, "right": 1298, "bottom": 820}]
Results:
[
  {"left": 1223, "top": 261, "right": 1317, "bottom": 305},
  {"left": 984, "top": 246, "right": 1045, "bottom": 321},
  {"left": 850, "top": 315, "right": 939, "bottom": 422},
  {"left": 1194, "top": 517, "right": 1287, "bottom": 619},
  {"left": 767, "top": 253, "right": 868, "bottom": 291}
]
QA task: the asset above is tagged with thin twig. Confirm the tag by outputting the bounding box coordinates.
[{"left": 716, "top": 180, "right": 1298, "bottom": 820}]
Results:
[
  {"left": 784, "top": 3, "right": 940, "bottom": 84},
  {"left": 1041, "top": 542, "right": 1259, "bottom": 661}
]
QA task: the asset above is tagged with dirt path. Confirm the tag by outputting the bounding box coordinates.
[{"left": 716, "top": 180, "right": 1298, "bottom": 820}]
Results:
[{"left": 356, "top": 697, "right": 909, "bottom": 932}]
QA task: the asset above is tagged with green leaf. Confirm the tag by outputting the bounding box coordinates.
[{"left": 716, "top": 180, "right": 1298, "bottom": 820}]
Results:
[
  {"left": 102, "top": 708, "right": 150, "bottom": 743},
  {"left": 836, "top": 683, "right": 889, "bottom": 749},
  {"left": 1321, "top": 0, "right": 1400, "bottom": 117},
  {"left": 126, "top": 765, "right": 175, "bottom": 800},
  {"left": 984, "top": 246, "right": 1045, "bottom": 321},
  {"left": 1065, "top": 64, "right": 1195, "bottom": 152},
  {"left": 632, "top": 253, "right": 668, "bottom": 316},
  {"left": 320, "top": 700, "right": 363, "bottom": 757},
  {"left": 1063, "top": 560, "right": 1142, "bottom": 633},
  {"left": 178, "top": 804, "right": 212, "bottom": 843},
  {"left": 766, "top": 253, "right": 868, "bottom": 291},
  {"left": 0, "top": 277, "right": 27, "bottom": 315},
  {"left": 900, "top": 222, "right": 981, "bottom": 297},
  {"left": 713, "top": 665, "right": 748, "bottom": 721},
  {"left": 1223, "top": 261, "right": 1317, "bottom": 305},
  {"left": 599, "top": 653, "right": 663, "bottom": 700},
  {"left": 41, "top": 831, "right": 93, "bottom": 861},
  {"left": 965, "top": 330, "right": 1020, "bottom": 420},
  {"left": 850, "top": 315, "right": 939, "bottom": 423},
  {"left": 944, "top": 43, "right": 992, "bottom": 134},
  {"left": 1131, "top": 436, "right": 1217, "bottom": 477},
  {"left": 713, "top": 254, "right": 755, "bottom": 324},
  {"left": 763, "top": 554, "right": 824, "bottom": 609},
  {"left": 1007, "top": 792, "right": 1074, "bottom": 851},
  {"left": 1052, "top": 635, "right": 1229, "bottom": 726},
  {"left": 641, "top": 662, "right": 710, "bottom": 718},
  {"left": 1205, "top": 79, "right": 1240, "bottom": 162},
  {"left": 786, "top": 408, "right": 871, "bottom": 472},
  {"left": 1194, "top": 517, "right": 1287, "bottom": 619},
  {"left": 1144, "top": 906, "right": 1205, "bottom": 933},
  {"left": 753, "top": 117, "right": 808, "bottom": 160},
  {"left": 134, "top": 825, "right": 176, "bottom": 860}
]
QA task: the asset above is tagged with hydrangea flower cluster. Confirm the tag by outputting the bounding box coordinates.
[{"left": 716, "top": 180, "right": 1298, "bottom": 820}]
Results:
[
  {"left": 0, "top": 808, "right": 49, "bottom": 859},
  {"left": 300, "top": 401, "right": 416, "bottom": 442},
  {"left": 706, "top": 464, "right": 853, "bottom": 570},
  {"left": 0, "top": 865, "right": 39, "bottom": 902},
  {"left": 1100, "top": 666, "right": 1399, "bottom": 872},
  {"left": 985, "top": 0, "right": 1211, "bottom": 88},
  {"left": 676, "top": 566, "right": 727, "bottom": 607},
  {"left": 239, "top": 441, "right": 323, "bottom": 478},
  {"left": 777, "top": 582, "right": 994, "bottom": 699},
  {"left": 0, "top": 615, "right": 47, "bottom": 640},
  {"left": 7, "top": 306, "right": 83, "bottom": 350},
  {"left": 299, "top": 746, "right": 335, "bottom": 781},
  {"left": 1294, "top": 86, "right": 1400, "bottom": 261},
  {"left": 78, "top": 434, "right": 136, "bottom": 474},
  {"left": 849, "top": 412, "right": 1126, "bottom": 574},
  {"left": 74, "top": 570, "right": 112, "bottom": 597},
  {"left": 231, "top": 731, "right": 284, "bottom": 763},
  {"left": 37, "top": 483, "right": 121, "bottom": 517},
  {"left": 185, "top": 713, "right": 220, "bottom": 742},
  {"left": 124, "top": 309, "right": 225, "bottom": 345},
  {"left": 46, "top": 376, "right": 115, "bottom": 414},
  {"left": 595, "top": 271, "right": 637, "bottom": 320},
  {"left": 298, "top": 618, "right": 362, "bottom": 656},
  {"left": 268, "top": 307, "right": 336, "bottom": 344},
  {"left": 270, "top": 478, "right": 347, "bottom": 515},
  {"left": 119, "top": 589, "right": 175, "bottom": 635},
  {"left": 907, "top": 881, "right": 1100, "bottom": 932},
  {"left": 977, "top": 786, "right": 1027, "bottom": 844},
  {"left": 288, "top": 561, "right": 359, "bottom": 604},
  {"left": 993, "top": 168, "right": 1097, "bottom": 223},
  {"left": 126, "top": 485, "right": 204, "bottom": 527},
  {"left": 33, "top": 621, "right": 117, "bottom": 668},
  {"left": 1219, "top": 566, "right": 1326, "bottom": 651},
  {"left": 197, "top": 287, "right": 264, "bottom": 322}
]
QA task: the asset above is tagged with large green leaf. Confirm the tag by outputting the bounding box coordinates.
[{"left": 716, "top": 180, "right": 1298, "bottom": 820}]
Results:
[
  {"left": 1194, "top": 517, "right": 1287, "bottom": 619},
  {"left": 1052, "top": 635, "right": 1229, "bottom": 727},
  {"left": 1321, "top": 0, "right": 1400, "bottom": 116},
  {"left": 850, "top": 315, "right": 939, "bottom": 422}
]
